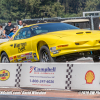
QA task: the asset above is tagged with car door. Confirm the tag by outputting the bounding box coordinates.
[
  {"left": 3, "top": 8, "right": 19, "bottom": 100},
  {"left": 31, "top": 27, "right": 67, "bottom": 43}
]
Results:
[{"left": 9, "top": 27, "right": 34, "bottom": 62}]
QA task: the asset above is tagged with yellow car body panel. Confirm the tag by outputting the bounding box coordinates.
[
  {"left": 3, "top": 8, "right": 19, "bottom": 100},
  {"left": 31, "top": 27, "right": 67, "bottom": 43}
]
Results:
[{"left": 0, "top": 23, "right": 100, "bottom": 62}]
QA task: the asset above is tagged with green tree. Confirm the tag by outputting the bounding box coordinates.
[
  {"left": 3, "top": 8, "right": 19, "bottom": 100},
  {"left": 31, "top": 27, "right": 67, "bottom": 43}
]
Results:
[{"left": 0, "top": 0, "right": 100, "bottom": 22}]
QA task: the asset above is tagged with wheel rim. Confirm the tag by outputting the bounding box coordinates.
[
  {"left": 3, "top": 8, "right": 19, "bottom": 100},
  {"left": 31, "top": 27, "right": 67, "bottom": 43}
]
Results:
[
  {"left": 41, "top": 50, "right": 49, "bottom": 62},
  {"left": 2, "top": 56, "right": 9, "bottom": 63}
]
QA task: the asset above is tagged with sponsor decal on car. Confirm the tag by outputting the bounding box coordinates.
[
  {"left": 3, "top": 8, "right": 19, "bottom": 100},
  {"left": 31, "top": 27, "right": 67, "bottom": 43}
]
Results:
[
  {"left": 25, "top": 53, "right": 29, "bottom": 56},
  {"left": 29, "top": 55, "right": 33, "bottom": 59},
  {"left": 22, "top": 57, "right": 26, "bottom": 61},
  {"left": 26, "top": 56, "right": 30, "bottom": 60},
  {"left": 33, "top": 53, "right": 38, "bottom": 60},
  {"left": 14, "top": 56, "right": 17, "bottom": 59},
  {"left": 23, "top": 61, "right": 27, "bottom": 63},
  {"left": 33, "top": 53, "right": 36, "bottom": 56},
  {"left": 9, "top": 57, "right": 13, "bottom": 61},
  {"left": 21, "top": 54, "right": 25, "bottom": 57},
  {"left": 17, "top": 55, "right": 21, "bottom": 58},
  {"left": 26, "top": 53, "right": 33, "bottom": 60},
  {"left": 0, "top": 70, "right": 10, "bottom": 81},
  {"left": 34, "top": 57, "right": 38, "bottom": 60},
  {"left": 85, "top": 70, "right": 95, "bottom": 84},
  {"left": 29, "top": 52, "right": 32, "bottom": 55},
  {"left": 18, "top": 59, "right": 22, "bottom": 61},
  {"left": 14, "top": 60, "right": 17, "bottom": 62},
  {"left": 28, "top": 60, "right": 32, "bottom": 62},
  {"left": 31, "top": 26, "right": 38, "bottom": 29}
]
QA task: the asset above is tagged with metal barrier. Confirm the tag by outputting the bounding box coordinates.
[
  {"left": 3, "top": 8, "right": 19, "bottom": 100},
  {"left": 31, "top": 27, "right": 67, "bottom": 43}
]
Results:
[
  {"left": 0, "top": 39, "right": 9, "bottom": 43},
  {"left": 0, "top": 63, "right": 100, "bottom": 90}
]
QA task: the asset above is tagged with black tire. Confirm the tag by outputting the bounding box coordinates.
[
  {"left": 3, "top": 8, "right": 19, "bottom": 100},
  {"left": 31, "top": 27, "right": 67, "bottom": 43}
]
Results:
[
  {"left": 1, "top": 52, "right": 10, "bottom": 63},
  {"left": 39, "top": 45, "right": 55, "bottom": 62},
  {"left": 93, "top": 56, "right": 99, "bottom": 62}
]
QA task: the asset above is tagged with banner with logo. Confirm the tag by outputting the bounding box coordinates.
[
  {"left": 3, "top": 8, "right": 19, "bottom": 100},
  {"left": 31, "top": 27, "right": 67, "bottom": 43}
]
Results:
[
  {"left": 1, "top": 63, "right": 100, "bottom": 90},
  {"left": 71, "top": 64, "right": 100, "bottom": 90},
  {"left": 0, "top": 64, "right": 18, "bottom": 87},
  {"left": 20, "top": 63, "right": 67, "bottom": 89}
]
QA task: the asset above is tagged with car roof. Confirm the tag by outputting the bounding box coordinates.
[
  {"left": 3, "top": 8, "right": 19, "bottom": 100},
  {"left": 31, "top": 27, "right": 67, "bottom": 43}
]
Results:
[{"left": 23, "top": 22, "right": 60, "bottom": 28}]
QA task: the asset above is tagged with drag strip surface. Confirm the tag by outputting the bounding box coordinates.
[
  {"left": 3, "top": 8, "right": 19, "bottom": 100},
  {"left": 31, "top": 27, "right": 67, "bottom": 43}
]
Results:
[{"left": 0, "top": 95, "right": 90, "bottom": 100}]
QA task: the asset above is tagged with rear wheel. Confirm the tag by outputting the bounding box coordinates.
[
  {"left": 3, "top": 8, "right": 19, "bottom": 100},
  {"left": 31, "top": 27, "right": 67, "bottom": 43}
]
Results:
[
  {"left": 93, "top": 56, "right": 99, "bottom": 62},
  {"left": 39, "top": 45, "right": 55, "bottom": 62},
  {"left": 1, "top": 52, "right": 10, "bottom": 63}
]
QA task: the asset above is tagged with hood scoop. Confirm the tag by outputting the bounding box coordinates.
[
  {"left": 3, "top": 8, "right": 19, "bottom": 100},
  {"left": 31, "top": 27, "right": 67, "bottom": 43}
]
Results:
[
  {"left": 76, "top": 32, "right": 91, "bottom": 35},
  {"left": 86, "top": 32, "right": 91, "bottom": 34},
  {"left": 76, "top": 32, "right": 83, "bottom": 34}
]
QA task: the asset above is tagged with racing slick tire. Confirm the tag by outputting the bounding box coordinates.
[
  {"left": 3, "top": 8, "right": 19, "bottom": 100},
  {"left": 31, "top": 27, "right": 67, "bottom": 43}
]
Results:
[
  {"left": 93, "top": 56, "right": 99, "bottom": 62},
  {"left": 39, "top": 45, "right": 55, "bottom": 62},
  {"left": 1, "top": 52, "right": 10, "bottom": 63}
]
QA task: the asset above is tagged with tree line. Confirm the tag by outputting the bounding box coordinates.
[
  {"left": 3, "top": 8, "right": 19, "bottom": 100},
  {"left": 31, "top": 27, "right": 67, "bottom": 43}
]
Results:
[{"left": 0, "top": 0, "right": 100, "bottom": 22}]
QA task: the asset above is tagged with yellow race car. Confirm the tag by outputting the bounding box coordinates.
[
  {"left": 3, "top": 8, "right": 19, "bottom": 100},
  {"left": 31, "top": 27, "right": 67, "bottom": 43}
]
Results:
[{"left": 0, "top": 22, "right": 100, "bottom": 63}]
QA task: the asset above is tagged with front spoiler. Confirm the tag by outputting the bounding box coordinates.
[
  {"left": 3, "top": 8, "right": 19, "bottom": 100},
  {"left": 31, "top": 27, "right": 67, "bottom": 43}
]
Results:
[{"left": 51, "top": 46, "right": 100, "bottom": 57}]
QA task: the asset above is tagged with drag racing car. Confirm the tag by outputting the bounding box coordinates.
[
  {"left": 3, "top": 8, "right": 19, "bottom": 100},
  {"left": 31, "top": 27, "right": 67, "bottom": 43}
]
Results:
[{"left": 0, "top": 22, "right": 100, "bottom": 63}]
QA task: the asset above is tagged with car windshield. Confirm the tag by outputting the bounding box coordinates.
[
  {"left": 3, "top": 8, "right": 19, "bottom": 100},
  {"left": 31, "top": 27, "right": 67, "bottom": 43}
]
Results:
[{"left": 30, "top": 23, "right": 79, "bottom": 35}]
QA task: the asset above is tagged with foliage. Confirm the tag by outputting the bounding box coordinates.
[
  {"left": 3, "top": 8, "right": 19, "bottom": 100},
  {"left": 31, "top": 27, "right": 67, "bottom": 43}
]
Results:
[{"left": 0, "top": 0, "right": 99, "bottom": 22}]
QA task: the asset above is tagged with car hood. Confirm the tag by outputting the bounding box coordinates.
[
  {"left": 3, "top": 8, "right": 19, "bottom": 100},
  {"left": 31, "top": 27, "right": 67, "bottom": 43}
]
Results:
[{"left": 46, "top": 29, "right": 100, "bottom": 41}]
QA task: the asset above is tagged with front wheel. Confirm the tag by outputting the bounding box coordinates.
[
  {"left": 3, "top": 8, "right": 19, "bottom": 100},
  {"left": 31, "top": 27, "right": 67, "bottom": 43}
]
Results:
[
  {"left": 1, "top": 52, "right": 10, "bottom": 63},
  {"left": 93, "top": 56, "right": 99, "bottom": 62},
  {"left": 39, "top": 46, "right": 55, "bottom": 62}
]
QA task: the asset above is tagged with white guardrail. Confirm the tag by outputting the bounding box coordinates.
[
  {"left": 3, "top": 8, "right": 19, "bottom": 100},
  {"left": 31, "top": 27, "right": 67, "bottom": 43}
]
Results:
[
  {"left": 0, "top": 39, "right": 9, "bottom": 43},
  {"left": 0, "top": 63, "right": 100, "bottom": 90}
]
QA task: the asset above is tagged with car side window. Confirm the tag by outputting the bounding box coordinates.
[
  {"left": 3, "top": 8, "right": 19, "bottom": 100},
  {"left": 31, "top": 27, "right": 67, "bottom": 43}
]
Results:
[
  {"left": 14, "top": 28, "right": 32, "bottom": 40},
  {"left": 14, "top": 29, "right": 23, "bottom": 40}
]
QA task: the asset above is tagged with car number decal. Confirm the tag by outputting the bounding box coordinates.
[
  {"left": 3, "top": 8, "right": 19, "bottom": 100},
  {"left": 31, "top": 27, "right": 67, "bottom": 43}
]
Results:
[{"left": 14, "top": 42, "right": 27, "bottom": 53}]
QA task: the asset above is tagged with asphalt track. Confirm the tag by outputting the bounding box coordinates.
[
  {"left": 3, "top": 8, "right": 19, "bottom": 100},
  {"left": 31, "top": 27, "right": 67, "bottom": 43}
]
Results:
[
  {"left": 0, "top": 95, "right": 90, "bottom": 100},
  {"left": 68, "top": 57, "right": 94, "bottom": 63}
]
